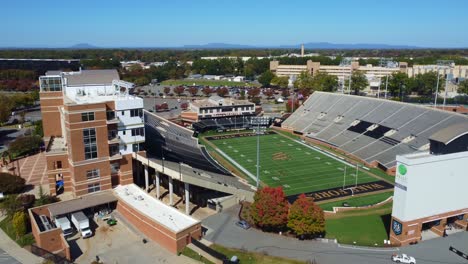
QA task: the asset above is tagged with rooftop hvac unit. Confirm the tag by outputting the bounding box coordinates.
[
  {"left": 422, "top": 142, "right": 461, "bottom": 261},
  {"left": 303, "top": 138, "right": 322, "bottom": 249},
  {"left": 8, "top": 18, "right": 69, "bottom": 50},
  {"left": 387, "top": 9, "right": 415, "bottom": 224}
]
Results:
[{"left": 40, "top": 215, "right": 53, "bottom": 231}]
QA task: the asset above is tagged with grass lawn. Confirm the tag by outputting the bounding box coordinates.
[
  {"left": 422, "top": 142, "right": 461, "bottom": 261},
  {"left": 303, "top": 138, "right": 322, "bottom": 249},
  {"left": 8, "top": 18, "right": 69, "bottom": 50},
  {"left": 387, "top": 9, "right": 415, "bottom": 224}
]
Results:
[
  {"left": 181, "top": 247, "right": 215, "bottom": 264},
  {"left": 0, "top": 217, "right": 35, "bottom": 247},
  {"left": 161, "top": 79, "right": 259, "bottom": 87},
  {"left": 211, "top": 244, "right": 305, "bottom": 264},
  {"left": 208, "top": 132, "right": 380, "bottom": 196},
  {"left": 319, "top": 191, "right": 393, "bottom": 211},
  {"left": 325, "top": 203, "right": 392, "bottom": 246}
]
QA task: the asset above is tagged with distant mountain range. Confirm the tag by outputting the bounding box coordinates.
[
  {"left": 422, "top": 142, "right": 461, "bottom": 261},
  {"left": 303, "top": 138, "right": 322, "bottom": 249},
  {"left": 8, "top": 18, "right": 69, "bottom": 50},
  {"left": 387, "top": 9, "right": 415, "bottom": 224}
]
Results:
[
  {"left": 2, "top": 42, "right": 459, "bottom": 50},
  {"left": 182, "top": 42, "right": 421, "bottom": 49}
]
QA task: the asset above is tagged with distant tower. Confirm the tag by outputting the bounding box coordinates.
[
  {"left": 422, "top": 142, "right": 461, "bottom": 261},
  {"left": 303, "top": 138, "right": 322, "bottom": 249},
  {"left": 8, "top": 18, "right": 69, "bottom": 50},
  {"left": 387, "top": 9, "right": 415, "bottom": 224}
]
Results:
[{"left": 301, "top": 44, "right": 305, "bottom": 57}]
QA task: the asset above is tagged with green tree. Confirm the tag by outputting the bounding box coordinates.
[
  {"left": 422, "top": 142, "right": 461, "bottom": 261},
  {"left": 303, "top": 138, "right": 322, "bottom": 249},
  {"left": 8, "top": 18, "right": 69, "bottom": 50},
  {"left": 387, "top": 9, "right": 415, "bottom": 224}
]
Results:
[
  {"left": 381, "top": 72, "right": 409, "bottom": 98},
  {"left": 287, "top": 194, "right": 325, "bottom": 238},
  {"left": 271, "top": 76, "right": 289, "bottom": 89},
  {"left": 0, "top": 94, "right": 14, "bottom": 125},
  {"left": 33, "top": 121, "right": 44, "bottom": 137},
  {"left": 0, "top": 173, "right": 26, "bottom": 194},
  {"left": 314, "top": 72, "right": 338, "bottom": 92},
  {"left": 8, "top": 135, "right": 42, "bottom": 158},
  {"left": 0, "top": 194, "right": 21, "bottom": 217},
  {"left": 294, "top": 71, "right": 314, "bottom": 90},
  {"left": 250, "top": 187, "right": 289, "bottom": 231},
  {"left": 258, "top": 70, "right": 275, "bottom": 87},
  {"left": 345, "top": 71, "right": 368, "bottom": 95},
  {"left": 12, "top": 211, "right": 27, "bottom": 239},
  {"left": 411, "top": 72, "right": 444, "bottom": 96},
  {"left": 458, "top": 79, "right": 468, "bottom": 95}
]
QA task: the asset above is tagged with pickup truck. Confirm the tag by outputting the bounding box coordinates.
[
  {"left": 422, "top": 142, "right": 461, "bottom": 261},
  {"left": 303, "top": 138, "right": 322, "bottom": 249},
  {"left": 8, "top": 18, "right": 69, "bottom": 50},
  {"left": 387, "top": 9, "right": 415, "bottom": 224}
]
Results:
[{"left": 392, "top": 254, "right": 416, "bottom": 264}]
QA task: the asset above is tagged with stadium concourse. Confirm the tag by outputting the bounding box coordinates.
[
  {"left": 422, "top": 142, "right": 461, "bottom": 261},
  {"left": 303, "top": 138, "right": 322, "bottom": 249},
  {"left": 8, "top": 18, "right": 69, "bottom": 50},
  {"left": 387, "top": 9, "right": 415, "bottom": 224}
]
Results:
[{"left": 282, "top": 91, "right": 468, "bottom": 172}]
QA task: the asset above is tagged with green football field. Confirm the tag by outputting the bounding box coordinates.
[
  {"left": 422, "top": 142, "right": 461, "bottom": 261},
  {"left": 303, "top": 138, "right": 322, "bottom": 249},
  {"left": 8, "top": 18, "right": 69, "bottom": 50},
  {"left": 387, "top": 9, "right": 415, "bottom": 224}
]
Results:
[{"left": 208, "top": 132, "right": 380, "bottom": 196}]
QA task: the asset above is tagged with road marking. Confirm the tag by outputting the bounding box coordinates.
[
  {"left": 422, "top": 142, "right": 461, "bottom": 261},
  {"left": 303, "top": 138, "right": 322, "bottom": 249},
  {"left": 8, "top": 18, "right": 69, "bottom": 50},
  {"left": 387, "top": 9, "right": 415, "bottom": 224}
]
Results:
[{"left": 337, "top": 244, "right": 399, "bottom": 252}]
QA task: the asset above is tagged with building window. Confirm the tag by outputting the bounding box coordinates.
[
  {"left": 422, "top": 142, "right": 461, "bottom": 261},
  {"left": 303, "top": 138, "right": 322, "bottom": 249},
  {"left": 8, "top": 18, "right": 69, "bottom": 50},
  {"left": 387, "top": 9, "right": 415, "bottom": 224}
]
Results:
[
  {"left": 39, "top": 76, "right": 62, "bottom": 92},
  {"left": 110, "top": 163, "right": 120, "bottom": 174},
  {"left": 54, "top": 161, "right": 62, "bottom": 169},
  {"left": 83, "top": 128, "right": 97, "bottom": 160},
  {"left": 81, "top": 112, "right": 95, "bottom": 122},
  {"left": 130, "top": 109, "right": 143, "bottom": 117},
  {"left": 87, "top": 183, "right": 101, "bottom": 193},
  {"left": 131, "top": 127, "right": 145, "bottom": 136},
  {"left": 86, "top": 169, "right": 100, "bottom": 180},
  {"left": 132, "top": 144, "right": 139, "bottom": 152}
]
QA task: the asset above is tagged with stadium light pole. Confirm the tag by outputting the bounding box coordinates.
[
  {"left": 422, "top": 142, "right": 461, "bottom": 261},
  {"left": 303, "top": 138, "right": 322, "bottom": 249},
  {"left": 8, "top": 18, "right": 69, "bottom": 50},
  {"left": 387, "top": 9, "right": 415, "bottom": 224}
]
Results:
[
  {"left": 342, "top": 166, "right": 347, "bottom": 190},
  {"left": 434, "top": 66, "right": 440, "bottom": 107},
  {"left": 251, "top": 116, "right": 269, "bottom": 189},
  {"left": 355, "top": 163, "right": 359, "bottom": 187},
  {"left": 384, "top": 74, "right": 389, "bottom": 99}
]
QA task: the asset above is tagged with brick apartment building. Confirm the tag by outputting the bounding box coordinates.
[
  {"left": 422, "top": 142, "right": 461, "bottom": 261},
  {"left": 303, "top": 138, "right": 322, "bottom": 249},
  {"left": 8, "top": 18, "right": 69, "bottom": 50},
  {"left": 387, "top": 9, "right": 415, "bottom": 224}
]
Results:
[{"left": 39, "top": 69, "right": 145, "bottom": 196}]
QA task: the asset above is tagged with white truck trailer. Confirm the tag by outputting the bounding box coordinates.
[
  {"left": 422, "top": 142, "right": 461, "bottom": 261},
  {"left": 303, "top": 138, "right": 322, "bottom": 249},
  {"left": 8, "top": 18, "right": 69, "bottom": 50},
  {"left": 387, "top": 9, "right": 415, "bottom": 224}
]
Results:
[{"left": 70, "top": 211, "right": 92, "bottom": 238}]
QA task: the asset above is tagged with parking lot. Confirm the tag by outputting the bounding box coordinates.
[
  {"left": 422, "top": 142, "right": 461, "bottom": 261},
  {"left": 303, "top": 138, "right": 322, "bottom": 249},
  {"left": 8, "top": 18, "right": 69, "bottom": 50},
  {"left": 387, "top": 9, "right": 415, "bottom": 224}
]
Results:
[{"left": 71, "top": 214, "right": 197, "bottom": 264}]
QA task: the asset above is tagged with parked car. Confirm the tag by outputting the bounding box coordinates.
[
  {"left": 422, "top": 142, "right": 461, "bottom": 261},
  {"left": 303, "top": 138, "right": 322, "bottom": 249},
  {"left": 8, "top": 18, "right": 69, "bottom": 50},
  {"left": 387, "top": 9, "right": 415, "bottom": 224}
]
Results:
[
  {"left": 392, "top": 253, "right": 416, "bottom": 264},
  {"left": 235, "top": 220, "right": 250, "bottom": 230}
]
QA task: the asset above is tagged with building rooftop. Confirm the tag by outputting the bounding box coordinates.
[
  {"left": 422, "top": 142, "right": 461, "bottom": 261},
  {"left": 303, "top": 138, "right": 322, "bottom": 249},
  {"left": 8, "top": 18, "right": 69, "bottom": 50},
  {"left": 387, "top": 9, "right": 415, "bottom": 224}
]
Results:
[
  {"left": 63, "top": 69, "right": 119, "bottom": 86},
  {"left": 429, "top": 122, "right": 468, "bottom": 145},
  {"left": 191, "top": 95, "right": 252, "bottom": 108},
  {"left": 46, "top": 137, "right": 67, "bottom": 154},
  {"left": 114, "top": 184, "right": 199, "bottom": 232}
]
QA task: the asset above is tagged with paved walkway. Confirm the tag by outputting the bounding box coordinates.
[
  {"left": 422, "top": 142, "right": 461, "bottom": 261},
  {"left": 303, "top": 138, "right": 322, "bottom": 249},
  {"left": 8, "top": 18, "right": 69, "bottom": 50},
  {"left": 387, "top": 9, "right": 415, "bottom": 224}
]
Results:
[
  {"left": 0, "top": 228, "right": 42, "bottom": 264},
  {"left": 202, "top": 205, "right": 468, "bottom": 264}
]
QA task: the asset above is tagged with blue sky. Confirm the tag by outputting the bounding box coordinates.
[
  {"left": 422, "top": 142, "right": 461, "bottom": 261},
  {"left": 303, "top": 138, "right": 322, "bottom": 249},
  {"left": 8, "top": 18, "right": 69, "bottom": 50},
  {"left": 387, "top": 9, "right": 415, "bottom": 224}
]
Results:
[{"left": 2, "top": 0, "right": 468, "bottom": 48}]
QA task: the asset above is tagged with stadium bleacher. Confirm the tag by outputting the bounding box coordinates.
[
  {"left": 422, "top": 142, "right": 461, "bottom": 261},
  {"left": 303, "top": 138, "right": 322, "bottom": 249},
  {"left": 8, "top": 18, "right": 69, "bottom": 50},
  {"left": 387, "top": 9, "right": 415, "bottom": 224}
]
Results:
[
  {"left": 144, "top": 111, "right": 231, "bottom": 175},
  {"left": 282, "top": 92, "right": 468, "bottom": 169}
]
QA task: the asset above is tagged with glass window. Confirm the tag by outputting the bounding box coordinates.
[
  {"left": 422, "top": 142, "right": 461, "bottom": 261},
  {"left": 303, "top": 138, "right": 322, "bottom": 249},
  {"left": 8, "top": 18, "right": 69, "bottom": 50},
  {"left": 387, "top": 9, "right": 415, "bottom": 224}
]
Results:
[
  {"left": 130, "top": 109, "right": 143, "bottom": 117},
  {"left": 86, "top": 169, "right": 100, "bottom": 180},
  {"left": 81, "top": 112, "right": 95, "bottom": 122},
  {"left": 83, "top": 128, "right": 97, "bottom": 160},
  {"left": 131, "top": 127, "right": 145, "bottom": 136},
  {"left": 87, "top": 183, "right": 100, "bottom": 193}
]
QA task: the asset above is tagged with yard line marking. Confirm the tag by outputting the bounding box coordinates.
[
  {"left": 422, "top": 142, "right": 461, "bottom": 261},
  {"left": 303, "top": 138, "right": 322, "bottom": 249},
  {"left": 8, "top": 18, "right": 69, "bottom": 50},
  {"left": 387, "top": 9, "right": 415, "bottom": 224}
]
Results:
[
  {"left": 305, "top": 152, "right": 311, "bottom": 155},
  {"left": 315, "top": 157, "right": 321, "bottom": 160},
  {"left": 296, "top": 148, "right": 302, "bottom": 151},
  {"left": 233, "top": 150, "right": 238, "bottom": 153},
  {"left": 272, "top": 177, "right": 279, "bottom": 181},
  {"left": 326, "top": 162, "right": 332, "bottom": 165},
  {"left": 283, "top": 184, "right": 290, "bottom": 188}
]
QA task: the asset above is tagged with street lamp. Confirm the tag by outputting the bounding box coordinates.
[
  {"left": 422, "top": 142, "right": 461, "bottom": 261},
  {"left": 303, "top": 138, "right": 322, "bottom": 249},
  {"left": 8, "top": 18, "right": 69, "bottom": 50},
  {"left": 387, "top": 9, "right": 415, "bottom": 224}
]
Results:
[{"left": 251, "top": 116, "right": 270, "bottom": 189}]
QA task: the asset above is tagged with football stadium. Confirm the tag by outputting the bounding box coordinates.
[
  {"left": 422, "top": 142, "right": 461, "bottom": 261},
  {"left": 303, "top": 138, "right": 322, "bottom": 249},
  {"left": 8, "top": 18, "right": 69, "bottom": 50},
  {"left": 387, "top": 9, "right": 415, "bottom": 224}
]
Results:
[{"left": 205, "top": 131, "right": 392, "bottom": 199}]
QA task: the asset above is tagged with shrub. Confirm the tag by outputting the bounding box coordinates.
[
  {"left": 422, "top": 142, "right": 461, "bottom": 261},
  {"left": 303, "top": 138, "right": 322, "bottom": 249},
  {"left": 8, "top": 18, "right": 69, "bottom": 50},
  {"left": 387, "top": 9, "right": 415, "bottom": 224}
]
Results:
[
  {"left": 0, "top": 194, "right": 21, "bottom": 218},
  {"left": 12, "top": 211, "right": 27, "bottom": 239},
  {"left": 0, "top": 173, "right": 25, "bottom": 194},
  {"left": 18, "top": 194, "right": 35, "bottom": 210}
]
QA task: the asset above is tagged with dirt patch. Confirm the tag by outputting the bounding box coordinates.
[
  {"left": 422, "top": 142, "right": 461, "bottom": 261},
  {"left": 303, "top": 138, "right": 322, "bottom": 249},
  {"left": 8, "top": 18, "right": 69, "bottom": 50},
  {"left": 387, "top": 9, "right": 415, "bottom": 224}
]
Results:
[{"left": 272, "top": 152, "right": 290, "bottom": 161}]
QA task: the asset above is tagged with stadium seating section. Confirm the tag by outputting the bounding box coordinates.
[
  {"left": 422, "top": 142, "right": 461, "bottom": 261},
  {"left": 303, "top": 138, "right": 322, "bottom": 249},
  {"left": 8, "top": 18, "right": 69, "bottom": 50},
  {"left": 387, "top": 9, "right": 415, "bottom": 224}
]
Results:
[
  {"left": 145, "top": 111, "right": 231, "bottom": 175},
  {"left": 193, "top": 115, "right": 257, "bottom": 133},
  {"left": 282, "top": 92, "right": 468, "bottom": 169}
]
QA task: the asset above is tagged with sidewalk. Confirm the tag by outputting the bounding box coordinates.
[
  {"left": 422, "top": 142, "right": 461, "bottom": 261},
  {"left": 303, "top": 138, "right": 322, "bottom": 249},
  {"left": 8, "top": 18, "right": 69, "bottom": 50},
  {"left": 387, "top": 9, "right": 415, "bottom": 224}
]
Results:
[{"left": 0, "top": 228, "right": 43, "bottom": 264}]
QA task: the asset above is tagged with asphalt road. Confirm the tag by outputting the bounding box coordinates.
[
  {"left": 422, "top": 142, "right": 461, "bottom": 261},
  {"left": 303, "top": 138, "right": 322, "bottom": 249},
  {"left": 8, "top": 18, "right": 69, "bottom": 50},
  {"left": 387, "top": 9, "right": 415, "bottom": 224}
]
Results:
[{"left": 202, "top": 205, "right": 468, "bottom": 264}]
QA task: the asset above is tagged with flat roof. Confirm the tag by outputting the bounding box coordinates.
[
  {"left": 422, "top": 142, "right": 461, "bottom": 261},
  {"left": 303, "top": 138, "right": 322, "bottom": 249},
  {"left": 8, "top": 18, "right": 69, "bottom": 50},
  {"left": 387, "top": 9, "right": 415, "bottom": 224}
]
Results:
[
  {"left": 114, "top": 184, "right": 199, "bottom": 233},
  {"left": 48, "top": 190, "right": 117, "bottom": 217},
  {"left": 63, "top": 69, "right": 119, "bottom": 86},
  {"left": 429, "top": 122, "right": 468, "bottom": 145}
]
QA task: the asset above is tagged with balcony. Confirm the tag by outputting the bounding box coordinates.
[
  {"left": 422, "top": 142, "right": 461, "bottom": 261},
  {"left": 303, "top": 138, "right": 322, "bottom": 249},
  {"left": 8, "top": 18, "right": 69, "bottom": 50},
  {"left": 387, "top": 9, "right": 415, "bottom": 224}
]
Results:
[
  {"left": 107, "top": 135, "right": 122, "bottom": 145},
  {"left": 106, "top": 117, "right": 120, "bottom": 125},
  {"left": 46, "top": 137, "right": 67, "bottom": 155},
  {"left": 106, "top": 111, "right": 119, "bottom": 124}
]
